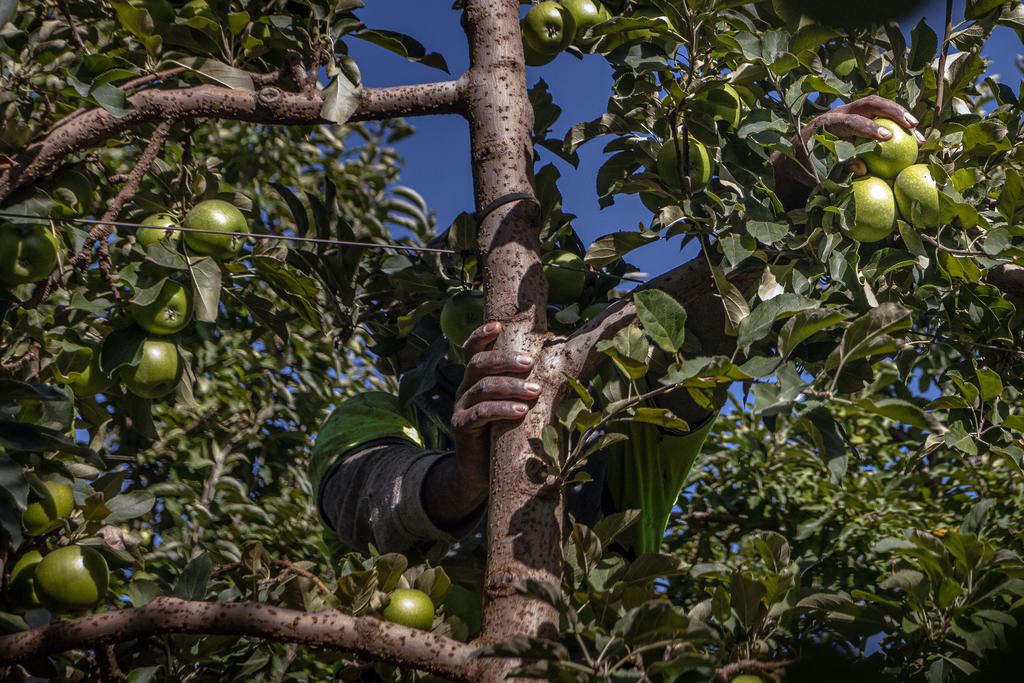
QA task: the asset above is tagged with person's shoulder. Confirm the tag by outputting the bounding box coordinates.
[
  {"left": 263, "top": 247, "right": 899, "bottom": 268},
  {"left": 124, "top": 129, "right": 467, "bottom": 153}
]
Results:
[{"left": 316, "top": 391, "right": 425, "bottom": 455}]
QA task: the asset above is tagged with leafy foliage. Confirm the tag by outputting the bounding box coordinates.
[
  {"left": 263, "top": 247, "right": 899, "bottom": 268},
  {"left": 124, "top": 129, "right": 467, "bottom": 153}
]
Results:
[{"left": 1, "top": 0, "right": 1023, "bottom": 680}]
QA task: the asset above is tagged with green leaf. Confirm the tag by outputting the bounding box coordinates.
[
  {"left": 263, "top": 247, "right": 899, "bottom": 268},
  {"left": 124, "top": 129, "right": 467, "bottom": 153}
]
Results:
[
  {"left": 737, "top": 294, "right": 818, "bottom": 350},
  {"left": 729, "top": 572, "right": 767, "bottom": 630},
  {"left": 585, "top": 231, "right": 660, "bottom": 268},
  {"left": 778, "top": 308, "right": 847, "bottom": 358},
  {"left": 828, "top": 303, "right": 911, "bottom": 371},
  {"left": 633, "top": 289, "right": 686, "bottom": 353},
  {"left": 187, "top": 256, "right": 222, "bottom": 324},
  {"left": 908, "top": 19, "right": 938, "bottom": 72},
  {"left": 173, "top": 553, "right": 213, "bottom": 601},
  {"left": 320, "top": 72, "right": 362, "bottom": 124},
  {"left": 596, "top": 325, "right": 649, "bottom": 379},
  {"left": 354, "top": 29, "right": 449, "bottom": 73},
  {"left": 104, "top": 491, "right": 156, "bottom": 523},
  {"left": 709, "top": 264, "right": 750, "bottom": 336},
  {"left": 626, "top": 407, "right": 689, "bottom": 431},
  {"left": 171, "top": 58, "right": 254, "bottom": 91}
]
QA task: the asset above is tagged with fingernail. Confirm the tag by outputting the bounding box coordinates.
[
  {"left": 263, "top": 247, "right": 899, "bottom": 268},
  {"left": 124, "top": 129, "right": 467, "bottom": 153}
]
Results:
[
  {"left": 905, "top": 113, "right": 918, "bottom": 126},
  {"left": 516, "top": 354, "right": 533, "bottom": 366},
  {"left": 525, "top": 382, "right": 542, "bottom": 393},
  {"left": 877, "top": 128, "right": 892, "bottom": 139},
  {"left": 484, "top": 321, "right": 500, "bottom": 334},
  {"left": 514, "top": 404, "right": 528, "bottom": 413},
  {"left": 913, "top": 129, "right": 925, "bottom": 143}
]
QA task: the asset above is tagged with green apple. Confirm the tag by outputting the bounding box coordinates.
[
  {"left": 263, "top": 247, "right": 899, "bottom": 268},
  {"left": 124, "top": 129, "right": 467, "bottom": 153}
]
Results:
[
  {"left": 183, "top": 199, "right": 248, "bottom": 258},
  {"left": 523, "top": 40, "right": 558, "bottom": 66},
  {"left": 847, "top": 175, "right": 896, "bottom": 242},
  {"left": 54, "top": 347, "right": 111, "bottom": 397},
  {"left": 730, "top": 676, "right": 764, "bottom": 683},
  {"left": 137, "top": 213, "right": 181, "bottom": 247},
  {"left": 0, "top": 223, "right": 58, "bottom": 286},
  {"left": 22, "top": 479, "right": 74, "bottom": 537},
  {"left": 560, "top": 0, "right": 610, "bottom": 43},
  {"left": 857, "top": 117, "right": 917, "bottom": 179},
  {"left": 382, "top": 588, "right": 435, "bottom": 631},
  {"left": 893, "top": 163, "right": 939, "bottom": 228},
  {"left": 693, "top": 83, "right": 743, "bottom": 130},
  {"left": 131, "top": 279, "right": 193, "bottom": 335},
  {"left": 440, "top": 291, "right": 485, "bottom": 348},
  {"left": 543, "top": 250, "right": 587, "bottom": 304},
  {"left": 9, "top": 550, "right": 44, "bottom": 608},
  {"left": 521, "top": 2, "right": 576, "bottom": 55},
  {"left": 119, "top": 338, "right": 183, "bottom": 399},
  {"left": 656, "top": 136, "right": 712, "bottom": 193},
  {"left": 34, "top": 545, "right": 109, "bottom": 611}
]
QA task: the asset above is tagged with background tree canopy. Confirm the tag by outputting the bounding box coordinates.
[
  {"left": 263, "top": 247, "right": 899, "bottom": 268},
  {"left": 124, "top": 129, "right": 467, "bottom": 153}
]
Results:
[{"left": 0, "top": 1, "right": 1022, "bottom": 681}]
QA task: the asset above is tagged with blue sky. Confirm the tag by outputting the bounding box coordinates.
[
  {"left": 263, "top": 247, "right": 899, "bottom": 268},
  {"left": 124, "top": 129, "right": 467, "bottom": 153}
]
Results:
[{"left": 346, "top": 1, "right": 1022, "bottom": 280}]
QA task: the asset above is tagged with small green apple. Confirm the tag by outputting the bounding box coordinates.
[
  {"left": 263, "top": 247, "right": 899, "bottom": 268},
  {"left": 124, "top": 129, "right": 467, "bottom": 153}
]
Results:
[
  {"left": 847, "top": 175, "right": 896, "bottom": 242},
  {"left": 893, "top": 163, "right": 939, "bottom": 228},
  {"left": 693, "top": 83, "right": 743, "bottom": 130},
  {"left": 382, "top": 588, "right": 435, "bottom": 631},
  {"left": 0, "top": 223, "right": 58, "bottom": 286},
  {"left": 440, "top": 292, "right": 485, "bottom": 348},
  {"left": 9, "top": 550, "right": 44, "bottom": 609},
  {"left": 136, "top": 213, "right": 181, "bottom": 247},
  {"left": 521, "top": 2, "right": 576, "bottom": 55},
  {"left": 22, "top": 480, "right": 74, "bottom": 537},
  {"left": 131, "top": 279, "right": 193, "bottom": 336},
  {"left": 543, "top": 250, "right": 587, "bottom": 304},
  {"left": 119, "top": 338, "right": 183, "bottom": 399},
  {"left": 857, "top": 117, "right": 917, "bottom": 179},
  {"left": 35, "top": 545, "right": 109, "bottom": 611},
  {"left": 656, "top": 136, "right": 712, "bottom": 193},
  {"left": 183, "top": 199, "right": 248, "bottom": 258}
]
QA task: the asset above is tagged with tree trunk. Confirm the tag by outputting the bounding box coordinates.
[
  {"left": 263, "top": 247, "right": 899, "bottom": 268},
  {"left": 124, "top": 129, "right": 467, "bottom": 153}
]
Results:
[{"left": 462, "top": 0, "right": 564, "bottom": 679}]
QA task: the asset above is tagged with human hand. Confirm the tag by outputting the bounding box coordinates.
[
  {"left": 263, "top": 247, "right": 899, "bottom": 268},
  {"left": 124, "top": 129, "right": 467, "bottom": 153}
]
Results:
[
  {"left": 772, "top": 95, "right": 924, "bottom": 207},
  {"left": 450, "top": 321, "right": 540, "bottom": 493},
  {"left": 810, "top": 95, "right": 924, "bottom": 175}
]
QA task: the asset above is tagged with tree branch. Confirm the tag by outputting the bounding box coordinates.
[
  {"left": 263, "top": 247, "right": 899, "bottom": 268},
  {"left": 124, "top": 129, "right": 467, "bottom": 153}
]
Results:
[
  {"left": 70, "top": 120, "right": 172, "bottom": 270},
  {"left": 561, "top": 254, "right": 761, "bottom": 379},
  {"left": 0, "top": 80, "right": 465, "bottom": 203},
  {"left": 934, "top": 0, "right": 953, "bottom": 124},
  {"left": 0, "top": 597, "right": 478, "bottom": 681},
  {"left": 986, "top": 263, "right": 1024, "bottom": 299}
]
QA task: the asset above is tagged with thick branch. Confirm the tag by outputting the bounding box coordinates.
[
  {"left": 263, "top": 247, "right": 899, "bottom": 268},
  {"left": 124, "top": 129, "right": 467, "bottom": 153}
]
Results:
[
  {"left": 986, "top": 263, "right": 1024, "bottom": 299},
  {"left": 562, "top": 254, "right": 761, "bottom": 378},
  {"left": 0, "top": 80, "right": 465, "bottom": 203},
  {"left": 351, "top": 79, "right": 467, "bottom": 122},
  {"left": 0, "top": 597, "right": 477, "bottom": 681}
]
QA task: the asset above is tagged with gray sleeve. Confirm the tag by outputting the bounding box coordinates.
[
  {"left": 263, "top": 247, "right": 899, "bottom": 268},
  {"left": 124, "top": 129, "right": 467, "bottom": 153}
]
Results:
[{"left": 317, "top": 439, "right": 480, "bottom": 554}]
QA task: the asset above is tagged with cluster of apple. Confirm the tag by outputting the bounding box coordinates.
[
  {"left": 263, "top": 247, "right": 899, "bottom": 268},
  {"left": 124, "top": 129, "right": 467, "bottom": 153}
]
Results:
[
  {"left": 10, "top": 479, "right": 109, "bottom": 613},
  {"left": 848, "top": 118, "right": 938, "bottom": 242},
  {"left": 520, "top": 0, "right": 611, "bottom": 66},
  {"left": 47, "top": 199, "right": 248, "bottom": 401}
]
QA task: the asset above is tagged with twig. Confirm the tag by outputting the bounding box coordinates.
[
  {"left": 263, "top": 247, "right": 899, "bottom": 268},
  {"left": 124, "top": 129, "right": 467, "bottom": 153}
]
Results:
[
  {"left": 58, "top": 0, "right": 90, "bottom": 54},
  {"left": 118, "top": 67, "right": 188, "bottom": 93},
  {"left": 274, "top": 643, "right": 300, "bottom": 683},
  {"left": 0, "top": 339, "right": 41, "bottom": 375},
  {"left": 97, "top": 644, "right": 125, "bottom": 682},
  {"left": 210, "top": 558, "right": 334, "bottom": 596},
  {"left": 919, "top": 233, "right": 985, "bottom": 257},
  {"left": 934, "top": 0, "right": 953, "bottom": 124},
  {"left": 70, "top": 120, "right": 173, "bottom": 270},
  {"left": 715, "top": 659, "right": 792, "bottom": 682}
]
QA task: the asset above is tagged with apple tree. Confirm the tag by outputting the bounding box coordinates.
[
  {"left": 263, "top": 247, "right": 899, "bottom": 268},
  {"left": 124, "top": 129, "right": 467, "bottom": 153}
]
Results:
[{"left": 1, "top": 0, "right": 1023, "bottom": 681}]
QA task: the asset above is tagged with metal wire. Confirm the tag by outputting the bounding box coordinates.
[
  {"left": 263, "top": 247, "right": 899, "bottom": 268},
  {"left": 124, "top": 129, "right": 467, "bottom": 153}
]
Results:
[{"left": 0, "top": 211, "right": 650, "bottom": 283}]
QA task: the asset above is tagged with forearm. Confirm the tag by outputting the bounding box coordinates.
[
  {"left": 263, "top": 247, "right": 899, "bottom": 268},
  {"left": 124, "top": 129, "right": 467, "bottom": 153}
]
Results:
[
  {"left": 421, "top": 452, "right": 488, "bottom": 531},
  {"left": 318, "top": 440, "right": 470, "bottom": 554}
]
